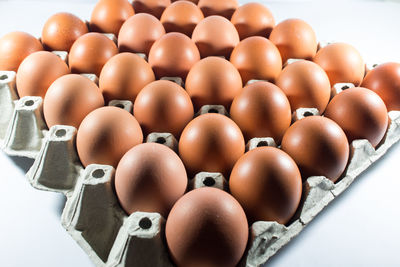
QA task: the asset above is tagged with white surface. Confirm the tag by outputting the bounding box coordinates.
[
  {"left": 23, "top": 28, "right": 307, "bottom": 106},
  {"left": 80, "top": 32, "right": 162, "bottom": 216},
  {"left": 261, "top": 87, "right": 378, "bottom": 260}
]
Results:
[{"left": 1, "top": 1, "right": 400, "bottom": 266}]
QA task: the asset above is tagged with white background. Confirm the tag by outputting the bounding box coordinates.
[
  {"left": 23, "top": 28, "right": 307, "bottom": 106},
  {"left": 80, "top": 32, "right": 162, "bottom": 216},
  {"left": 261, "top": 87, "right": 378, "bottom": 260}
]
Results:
[{"left": 1, "top": 1, "right": 400, "bottom": 266}]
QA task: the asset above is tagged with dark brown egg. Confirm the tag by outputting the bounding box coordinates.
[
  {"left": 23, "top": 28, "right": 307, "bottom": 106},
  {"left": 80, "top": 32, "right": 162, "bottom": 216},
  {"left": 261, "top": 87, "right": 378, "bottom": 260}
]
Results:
[
  {"left": 197, "top": 0, "right": 238, "bottom": 19},
  {"left": 281, "top": 116, "right": 349, "bottom": 182},
  {"left": 132, "top": 0, "right": 171, "bottom": 19},
  {"left": 166, "top": 187, "right": 248, "bottom": 267}
]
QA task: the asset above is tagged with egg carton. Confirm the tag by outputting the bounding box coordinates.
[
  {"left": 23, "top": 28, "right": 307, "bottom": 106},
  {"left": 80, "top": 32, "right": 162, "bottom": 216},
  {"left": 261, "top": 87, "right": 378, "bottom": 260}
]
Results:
[{"left": 1, "top": 69, "right": 400, "bottom": 267}]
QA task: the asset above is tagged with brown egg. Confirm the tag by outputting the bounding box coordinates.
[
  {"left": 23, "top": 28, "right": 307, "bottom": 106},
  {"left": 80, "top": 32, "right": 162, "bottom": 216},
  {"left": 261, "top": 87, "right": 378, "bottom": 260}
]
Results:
[
  {"left": 132, "top": 0, "right": 171, "bottom": 19},
  {"left": 69, "top": 32, "right": 118, "bottom": 76},
  {"left": 324, "top": 87, "right": 388, "bottom": 147},
  {"left": 41, "top": 12, "right": 88, "bottom": 52},
  {"left": 313, "top": 42, "right": 365, "bottom": 86},
  {"left": 230, "top": 147, "right": 302, "bottom": 224},
  {"left": 16, "top": 51, "right": 69, "bottom": 98},
  {"left": 269, "top": 19, "right": 317, "bottom": 64},
  {"left": 276, "top": 60, "right": 331, "bottom": 113},
  {"left": 230, "top": 36, "right": 282, "bottom": 84},
  {"left": 198, "top": 0, "right": 238, "bottom": 19},
  {"left": 133, "top": 80, "right": 194, "bottom": 138},
  {"left": 230, "top": 2, "right": 275, "bottom": 40},
  {"left": 90, "top": 0, "right": 134, "bottom": 37},
  {"left": 148, "top": 32, "right": 200, "bottom": 80},
  {"left": 361, "top": 62, "right": 400, "bottom": 111},
  {"left": 191, "top": 15, "right": 239, "bottom": 59},
  {"left": 76, "top": 106, "right": 143, "bottom": 168},
  {"left": 172, "top": 0, "right": 198, "bottom": 3},
  {"left": 185, "top": 56, "right": 242, "bottom": 110},
  {"left": 118, "top": 13, "right": 165, "bottom": 55},
  {"left": 99, "top": 52, "right": 155, "bottom": 103},
  {"left": 160, "top": 1, "right": 204, "bottom": 36},
  {"left": 281, "top": 116, "right": 349, "bottom": 182},
  {"left": 230, "top": 81, "right": 291, "bottom": 143},
  {"left": 166, "top": 187, "right": 248, "bottom": 267},
  {"left": 115, "top": 143, "right": 187, "bottom": 217},
  {"left": 0, "top": 31, "right": 43, "bottom": 72}
]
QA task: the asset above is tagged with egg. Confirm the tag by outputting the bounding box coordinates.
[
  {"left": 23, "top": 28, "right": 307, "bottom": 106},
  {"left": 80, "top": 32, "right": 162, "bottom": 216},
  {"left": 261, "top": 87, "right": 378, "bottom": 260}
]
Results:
[
  {"left": 76, "top": 106, "right": 143, "bottom": 168},
  {"left": 197, "top": 0, "right": 238, "bottom": 19},
  {"left": 172, "top": 0, "right": 198, "bottom": 3},
  {"left": 166, "top": 187, "right": 248, "bottom": 267},
  {"left": 269, "top": 19, "right": 317, "bottom": 64},
  {"left": 276, "top": 60, "right": 331, "bottom": 113},
  {"left": 324, "top": 87, "right": 388, "bottom": 147},
  {"left": 160, "top": 1, "right": 204, "bottom": 36},
  {"left": 118, "top": 13, "right": 165, "bottom": 55},
  {"left": 16, "top": 51, "right": 69, "bottom": 98},
  {"left": 99, "top": 52, "right": 155, "bottom": 103},
  {"left": 69, "top": 32, "right": 118, "bottom": 76},
  {"left": 133, "top": 80, "right": 194, "bottom": 138},
  {"left": 230, "top": 81, "right": 291, "bottom": 143},
  {"left": 132, "top": 0, "right": 171, "bottom": 19},
  {"left": 230, "top": 146, "right": 302, "bottom": 224},
  {"left": 361, "top": 62, "right": 400, "bottom": 111},
  {"left": 281, "top": 116, "right": 349, "bottom": 182},
  {"left": 230, "top": 36, "right": 282, "bottom": 84},
  {"left": 230, "top": 2, "right": 275, "bottom": 40},
  {"left": 185, "top": 56, "right": 242, "bottom": 110},
  {"left": 115, "top": 143, "right": 187, "bottom": 217},
  {"left": 313, "top": 42, "right": 365, "bottom": 86},
  {"left": 41, "top": 12, "right": 88, "bottom": 52},
  {"left": 191, "top": 15, "right": 240, "bottom": 59},
  {"left": 0, "top": 31, "right": 43, "bottom": 72},
  {"left": 148, "top": 32, "right": 200, "bottom": 80}
]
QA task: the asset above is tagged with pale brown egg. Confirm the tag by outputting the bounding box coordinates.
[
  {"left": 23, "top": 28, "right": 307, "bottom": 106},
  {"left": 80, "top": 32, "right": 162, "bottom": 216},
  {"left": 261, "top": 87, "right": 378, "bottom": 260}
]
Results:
[
  {"left": 198, "top": 0, "right": 238, "bottom": 19},
  {"left": 132, "top": 0, "right": 171, "bottom": 19},
  {"left": 0, "top": 31, "right": 43, "bottom": 72},
  {"left": 171, "top": 0, "right": 198, "bottom": 3}
]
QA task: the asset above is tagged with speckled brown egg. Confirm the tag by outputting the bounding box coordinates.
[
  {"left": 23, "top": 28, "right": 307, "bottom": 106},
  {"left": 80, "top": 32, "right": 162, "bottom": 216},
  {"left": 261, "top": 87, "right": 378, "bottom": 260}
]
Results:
[
  {"left": 198, "top": 0, "right": 238, "bottom": 19},
  {"left": 132, "top": 0, "right": 171, "bottom": 19}
]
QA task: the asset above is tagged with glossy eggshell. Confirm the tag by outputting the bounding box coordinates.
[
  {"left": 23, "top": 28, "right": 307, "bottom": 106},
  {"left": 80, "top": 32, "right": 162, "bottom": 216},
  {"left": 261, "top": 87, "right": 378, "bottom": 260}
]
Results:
[
  {"left": 313, "top": 42, "right": 365, "bottom": 86},
  {"left": 43, "top": 74, "right": 104, "bottom": 128},
  {"left": 132, "top": 0, "right": 171, "bottom": 19},
  {"left": 230, "top": 81, "right": 291, "bottom": 143},
  {"left": 185, "top": 56, "right": 242, "bottom": 110},
  {"left": 230, "top": 2, "right": 275, "bottom": 40},
  {"left": 148, "top": 32, "right": 200, "bottom": 80},
  {"left": 276, "top": 60, "right": 331, "bottom": 113},
  {"left": 133, "top": 80, "right": 194, "bottom": 138},
  {"left": 16, "top": 51, "right": 69, "bottom": 98},
  {"left": 230, "top": 146, "right": 302, "bottom": 224},
  {"left": 197, "top": 0, "right": 239, "bottom": 19},
  {"left": 361, "top": 62, "right": 400, "bottom": 111},
  {"left": 191, "top": 15, "right": 239, "bottom": 59},
  {"left": 166, "top": 187, "right": 248, "bottom": 267},
  {"left": 41, "top": 12, "right": 88, "bottom": 52},
  {"left": 230, "top": 36, "right": 282, "bottom": 84},
  {"left": 118, "top": 13, "right": 165, "bottom": 55},
  {"left": 324, "top": 87, "right": 388, "bottom": 147},
  {"left": 269, "top": 19, "right": 317, "bottom": 64},
  {"left": 99, "top": 52, "right": 155, "bottom": 103},
  {"left": 76, "top": 106, "right": 143, "bottom": 168},
  {"left": 281, "top": 116, "right": 349, "bottom": 182},
  {"left": 115, "top": 143, "right": 188, "bottom": 217},
  {"left": 0, "top": 31, "right": 43, "bottom": 72}
]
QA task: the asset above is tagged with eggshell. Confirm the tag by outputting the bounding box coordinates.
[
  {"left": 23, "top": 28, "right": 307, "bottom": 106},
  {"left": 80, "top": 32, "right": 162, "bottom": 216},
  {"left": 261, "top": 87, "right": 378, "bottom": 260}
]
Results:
[
  {"left": 118, "top": 13, "right": 165, "bottom": 55},
  {"left": 16, "top": 51, "right": 69, "bottom": 98},
  {"left": 361, "top": 62, "right": 400, "bottom": 111},
  {"left": 276, "top": 60, "right": 331, "bottom": 113},
  {"left": 313, "top": 42, "right": 365, "bottom": 86},
  {"left": 230, "top": 146, "right": 302, "bottom": 224},
  {"left": 281, "top": 116, "right": 349, "bottom": 182},
  {"left": 0, "top": 31, "right": 43, "bottom": 72},
  {"left": 191, "top": 15, "right": 239, "bottom": 59},
  {"left": 230, "top": 2, "right": 275, "bottom": 40},
  {"left": 171, "top": 0, "right": 198, "bottom": 3},
  {"left": 133, "top": 80, "right": 194, "bottom": 138},
  {"left": 76, "top": 106, "right": 143, "bottom": 168},
  {"left": 230, "top": 81, "right": 291, "bottom": 143},
  {"left": 197, "top": 0, "right": 238, "bottom": 19},
  {"left": 269, "top": 18, "right": 317, "bottom": 63},
  {"left": 230, "top": 36, "right": 282, "bottom": 84},
  {"left": 99, "top": 52, "right": 155, "bottom": 103},
  {"left": 166, "top": 187, "right": 248, "bottom": 267},
  {"left": 185, "top": 56, "right": 242, "bottom": 110},
  {"left": 132, "top": 0, "right": 171, "bottom": 19},
  {"left": 148, "top": 32, "right": 200, "bottom": 80},
  {"left": 69, "top": 32, "right": 118, "bottom": 76},
  {"left": 41, "top": 12, "right": 88, "bottom": 52}
]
